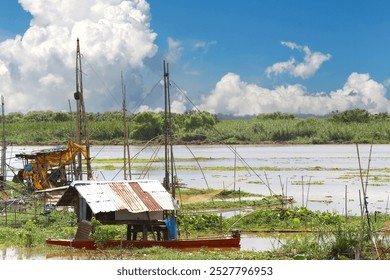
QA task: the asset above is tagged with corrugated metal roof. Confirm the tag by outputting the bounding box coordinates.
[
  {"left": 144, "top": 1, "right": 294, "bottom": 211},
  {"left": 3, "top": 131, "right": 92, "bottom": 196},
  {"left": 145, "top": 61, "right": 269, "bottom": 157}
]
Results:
[
  {"left": 73, "top": 180, "right": 179, "bottom": 214},
  {"left": 138, "top": 180, "right": 167, "bottom": 192},
  {"left": 137, "top": 180, "right": 179, "bottom": 210},
  {"left": 149, "top": 191, "right": 178, "bottom": 211},
  {"left": 129, "top": 182, "right": 162, "bottom": 212}
]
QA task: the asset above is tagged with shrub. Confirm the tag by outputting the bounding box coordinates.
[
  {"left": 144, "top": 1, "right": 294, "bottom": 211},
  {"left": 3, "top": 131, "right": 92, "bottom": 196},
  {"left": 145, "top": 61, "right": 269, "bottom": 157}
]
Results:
[
  {"left": 331, "top": 109, "right": 370, "bottom": 123},
  {"left": 257, "top": 112, "right": 296, "bottom": 120}
]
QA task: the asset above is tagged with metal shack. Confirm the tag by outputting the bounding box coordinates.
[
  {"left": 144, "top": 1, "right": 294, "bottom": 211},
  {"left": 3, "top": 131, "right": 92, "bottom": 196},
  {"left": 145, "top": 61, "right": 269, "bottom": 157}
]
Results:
[{"left": 57, "top": 179, "right": 180, "bottom": 241}]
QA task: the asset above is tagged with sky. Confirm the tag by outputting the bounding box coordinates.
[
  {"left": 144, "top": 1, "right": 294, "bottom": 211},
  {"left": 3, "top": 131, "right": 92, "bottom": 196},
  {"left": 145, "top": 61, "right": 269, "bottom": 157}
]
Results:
[{"left": 1, "top": 0, "right": 390, "bottom": 116}]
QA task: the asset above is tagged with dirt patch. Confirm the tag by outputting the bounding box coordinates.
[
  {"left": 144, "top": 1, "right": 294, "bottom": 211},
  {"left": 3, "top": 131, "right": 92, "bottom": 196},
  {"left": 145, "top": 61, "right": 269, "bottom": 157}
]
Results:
[
  {"left": 0, "top": 191, "right": 8, "bottom": 200},
  {"left": 178, "top": 189, "right": 223, "bottom": 204},
  {"left": 383, "top": 221, "right": 390, "bottom": 233}
]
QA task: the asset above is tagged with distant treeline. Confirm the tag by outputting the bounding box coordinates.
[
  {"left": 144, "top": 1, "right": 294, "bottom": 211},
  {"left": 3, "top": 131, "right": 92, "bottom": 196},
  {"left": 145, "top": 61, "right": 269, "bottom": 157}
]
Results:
[{"left": 2, "top": 109, "right": 390, "bottom": 145}]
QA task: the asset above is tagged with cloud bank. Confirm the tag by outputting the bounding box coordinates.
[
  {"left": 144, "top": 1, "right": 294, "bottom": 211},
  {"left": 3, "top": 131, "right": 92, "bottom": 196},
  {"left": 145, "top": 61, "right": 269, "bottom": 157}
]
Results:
[
  {"left": 198, "top": 41, "right": 390, "bottom": 116},
  {"left": 266, "top": 41, "right": 331, "bottom": 79},
  {"left": 0, "top": 2, "right": 389, "bottom": 117},
  {"left": 199, "top": 72, "right": 390, "bottom": 116},
  {"left": 0, "top": 0, "right": 157, "bottom": 112}
]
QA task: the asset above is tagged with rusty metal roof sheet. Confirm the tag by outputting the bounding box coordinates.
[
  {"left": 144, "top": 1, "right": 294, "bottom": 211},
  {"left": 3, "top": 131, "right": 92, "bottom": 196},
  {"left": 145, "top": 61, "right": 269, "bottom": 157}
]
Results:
[
  {"left": 72, "top": 180, "right": 179, "bottom": 214},
  {"left": 137, "top": 180, "right": 178, "bottom": 210}
]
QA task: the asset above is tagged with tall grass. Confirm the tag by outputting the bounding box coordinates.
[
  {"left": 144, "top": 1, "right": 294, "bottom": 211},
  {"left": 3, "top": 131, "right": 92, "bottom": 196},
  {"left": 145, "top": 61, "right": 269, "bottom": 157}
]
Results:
[
  {"left": 3, "top": 114, "right": 390, "bottom": 145},
  {"left": 214, "top": 118, "right": 390, "bottom": 144}
]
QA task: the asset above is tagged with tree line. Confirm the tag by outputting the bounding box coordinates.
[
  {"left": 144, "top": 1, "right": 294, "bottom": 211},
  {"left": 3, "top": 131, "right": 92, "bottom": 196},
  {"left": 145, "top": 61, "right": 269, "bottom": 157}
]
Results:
[
  {"left": 1, "top": 110, "right": 218, "bottom": 145},
  {"left": 2, "top": 109, "right": 390, "bottom": 145}
]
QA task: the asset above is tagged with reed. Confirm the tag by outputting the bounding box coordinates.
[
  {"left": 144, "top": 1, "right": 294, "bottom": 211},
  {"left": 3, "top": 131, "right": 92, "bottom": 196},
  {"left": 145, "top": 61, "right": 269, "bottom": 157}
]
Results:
[{"left": 4, "top": 110, "right": 390, "bottom": 145}]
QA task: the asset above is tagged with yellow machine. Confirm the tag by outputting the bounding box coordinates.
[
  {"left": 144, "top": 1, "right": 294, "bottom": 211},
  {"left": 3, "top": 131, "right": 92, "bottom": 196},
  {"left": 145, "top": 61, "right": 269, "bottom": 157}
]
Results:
[{"left": 15, "top": 140, "right": 88, "bottom": 190}]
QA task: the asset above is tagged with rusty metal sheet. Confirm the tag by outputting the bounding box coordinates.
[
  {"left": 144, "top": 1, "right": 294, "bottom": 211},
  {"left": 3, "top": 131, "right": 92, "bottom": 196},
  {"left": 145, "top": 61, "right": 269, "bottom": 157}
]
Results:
[
  {"left": 149, "top": 191, "right": 179, "bottom": 211},
  {"left": 129, "top": 182, "right": 162, "bottom": 212},
  {"left": 73, "top": 180, "right": 178, "bottom": 214},
  {"left": 137, "top": 180, "right": 179, "bottom": 210},
  {"left": 110, "top": 182, "right": 151, "bottom": 213}
]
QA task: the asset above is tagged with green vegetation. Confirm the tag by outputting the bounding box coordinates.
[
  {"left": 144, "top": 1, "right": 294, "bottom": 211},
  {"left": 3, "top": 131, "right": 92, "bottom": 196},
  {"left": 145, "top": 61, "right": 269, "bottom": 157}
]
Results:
[
  {"left": 1, "top": 203, "right": 389, "bottom": 260},
  {"left": 1, "top": 184, "right": 390, "bottom": 260},
  {"left": 179, "top": 195, "right": 283, "bottom": 211},
  {"left": 3, "top": 109, "right": 390, "bottom": 145},
  {"left": 213, "top": 110, "right": 390, "bottom": 144},
  {"left": 0, "top": 208, "right": 77, "bottom": 247}
]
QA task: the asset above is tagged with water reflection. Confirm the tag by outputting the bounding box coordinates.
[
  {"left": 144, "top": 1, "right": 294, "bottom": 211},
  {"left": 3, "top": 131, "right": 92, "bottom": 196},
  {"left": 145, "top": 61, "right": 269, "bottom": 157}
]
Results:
[
  {"left": 240, "top": 235, "right": 285, "bottom": 252},
  {"left": 1, "top": 235, "right": 283, "bottom": 260},
  {"left": 1, "top": 247, "right": 48, "bottom": 260}
]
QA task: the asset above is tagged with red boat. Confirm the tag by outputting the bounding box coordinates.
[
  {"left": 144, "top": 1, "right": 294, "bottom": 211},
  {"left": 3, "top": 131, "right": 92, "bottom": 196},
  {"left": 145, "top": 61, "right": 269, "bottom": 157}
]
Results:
[{"left": 46, "top": 235, "right": 240, "bottom": 250}]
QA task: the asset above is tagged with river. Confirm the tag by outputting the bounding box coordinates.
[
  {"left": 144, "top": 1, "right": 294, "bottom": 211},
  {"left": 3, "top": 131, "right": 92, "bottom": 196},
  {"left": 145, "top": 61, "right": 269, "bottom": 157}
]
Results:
[
  {"left": 3, "top": 144, "right": 390, "bottom": 259},
  {"left": 7, "top": 143, "right": 390, "bottom": 215}
]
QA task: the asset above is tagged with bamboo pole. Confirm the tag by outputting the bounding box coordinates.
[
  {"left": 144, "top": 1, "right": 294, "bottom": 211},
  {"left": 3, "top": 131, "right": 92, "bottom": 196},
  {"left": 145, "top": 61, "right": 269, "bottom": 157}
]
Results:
[
  {"left": 122, "top": 72, "right": 131, "bottom": 180},
  {"left": 305, "top": 176, "right": 312, "bottom": 208},
  {"left": 345, "top": 185, "right": 348, "bottom": 221},
  {"left": 301, "top": 176, "right": 304, "bottom": 207},
  {"left": 163, "top": 61, "right": 170, "bottom": 193},
  {"left": 1, "top": 96, "right": 6, "bottom": 190},
  {"left": 356, "top": 143, "right": 379, "bottom": 259},
  {"left": 233, "top": 146, "right": 237, "bottom": 192}
]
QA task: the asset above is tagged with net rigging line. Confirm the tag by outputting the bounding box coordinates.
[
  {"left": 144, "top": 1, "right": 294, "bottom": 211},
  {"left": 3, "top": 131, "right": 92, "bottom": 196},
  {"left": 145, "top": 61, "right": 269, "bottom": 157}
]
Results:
[
  {"left": 78, "top": 55, "right": 164, "bottom": 172},
  {"left": 82, "top": 54, "right": 164, "bottom": 116},
  {"left": 170, "top": 80, "right": 276, "bottom": 196}
]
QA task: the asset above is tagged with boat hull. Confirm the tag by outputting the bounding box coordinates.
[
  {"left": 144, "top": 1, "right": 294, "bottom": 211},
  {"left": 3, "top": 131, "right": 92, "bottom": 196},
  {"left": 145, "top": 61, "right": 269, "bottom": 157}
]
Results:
[{"left": 46, "top": 237, "right": 240, "bottom": 250}]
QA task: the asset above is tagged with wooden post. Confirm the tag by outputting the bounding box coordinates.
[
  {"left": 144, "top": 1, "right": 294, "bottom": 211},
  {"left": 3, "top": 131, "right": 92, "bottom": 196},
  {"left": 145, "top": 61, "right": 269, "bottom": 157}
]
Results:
[
  {"left": 345, "top": 185, "right": 348, "bottom": 221},
  {"left": 0, "top": 96, "right": 6, "bottom": 190},
  {"left": 122, "top": 72, "right": 131, "bottom": 180},
  {"left": 233, "top": 146, "right": 237, "bottom": 192},
  {"left": 301, "top": 176, "right": 304, "bottom": 207},
  {"left": 142, "top": 224, "right": 148, "bottom": 241},
  {"left": 146, "top": 212, "right": 156, "bottom": 241},
  {"left": 74, "top": 38, "right": 92, "bottom": 180},
  {"left": 5, "top": 200, "right": 7, "bottom": 226},
  {"left": 163, "top": 61, "right": 170, "bottom": 193},
  {"left": 219, "top": 212, "right": 223, "bottom": 233},
  {"left": 126, "top": 224, "right": 131, "bottom": 240}
]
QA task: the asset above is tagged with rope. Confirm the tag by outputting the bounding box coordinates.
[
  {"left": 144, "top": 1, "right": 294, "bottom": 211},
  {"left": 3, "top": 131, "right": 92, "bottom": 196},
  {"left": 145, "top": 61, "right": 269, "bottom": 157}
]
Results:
[{"left": 170, "top": 80, "right": 275, "bottom": 196}]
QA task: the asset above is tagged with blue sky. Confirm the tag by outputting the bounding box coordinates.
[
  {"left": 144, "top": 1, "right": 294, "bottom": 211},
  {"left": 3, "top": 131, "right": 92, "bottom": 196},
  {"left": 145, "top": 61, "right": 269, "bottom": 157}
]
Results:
[
  {"left": 0, "top": 2, "right": 31, "bottom": 40},
  {"left": 148, "top": 0, "right": 390, "bottom": 92},
  {"left": 1, "top": 0, "right": 390, "bottom": 115}
]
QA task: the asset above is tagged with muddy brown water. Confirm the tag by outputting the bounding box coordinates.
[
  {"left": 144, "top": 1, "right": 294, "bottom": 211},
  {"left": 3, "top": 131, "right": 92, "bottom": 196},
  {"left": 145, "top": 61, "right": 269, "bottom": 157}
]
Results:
[{"left": 9, "top": 144, "right": 390, "bottom": 215}]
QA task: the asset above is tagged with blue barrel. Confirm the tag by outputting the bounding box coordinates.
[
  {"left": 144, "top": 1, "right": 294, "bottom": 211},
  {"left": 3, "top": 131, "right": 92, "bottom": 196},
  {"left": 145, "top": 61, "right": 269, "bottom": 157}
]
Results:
[{"left": 164, "top": 216, "right": 178, "bottom": 240}]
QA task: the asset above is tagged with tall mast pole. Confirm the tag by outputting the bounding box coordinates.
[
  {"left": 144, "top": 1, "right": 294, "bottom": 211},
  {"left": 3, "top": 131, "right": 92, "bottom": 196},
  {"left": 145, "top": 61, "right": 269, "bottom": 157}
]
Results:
[
  {"left": 74, "top": 38, "right": 92, "bottom": 180},
  {"left": 79, "top": 44, "right": 93, "bottom": 180},
  {"left": 68, "top": 99, "right": 76, "bottom": 181},
  {"left": 122, "top": 72, "right": 131, "bottom": 180},
  {"left": 162, "top": 61, "right": 175, "bottom": 198},
  {"left": 75, "top": 38, "right": 82, "bottom": 180},
  {"left": 0, "top": 96, "right": 6, "bottom": 190},
  {"left": 166, "top": 63, "right": 175, "bottom": 199},
  {"left": 163, "top": 61, "right": 170, "bottom": 192}
]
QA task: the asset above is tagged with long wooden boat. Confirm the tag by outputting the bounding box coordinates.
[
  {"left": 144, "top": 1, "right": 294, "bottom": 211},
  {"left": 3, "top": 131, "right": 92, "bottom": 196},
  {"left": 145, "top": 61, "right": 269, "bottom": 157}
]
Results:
[{"left": 46, "top": 235, "right": 240, "bottom": 250}]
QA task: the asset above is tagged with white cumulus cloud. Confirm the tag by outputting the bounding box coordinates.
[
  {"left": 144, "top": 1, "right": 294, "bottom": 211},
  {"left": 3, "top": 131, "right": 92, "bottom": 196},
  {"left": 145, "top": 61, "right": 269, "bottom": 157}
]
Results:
[
  {"left": 266, "top": 41, "right": 331, "bottom": 79},
  {"left": 165, "top": 37, "right": 183, "bottom": 64},
  {"left": 0, "top": 0, "right": 157, "bottom": 113},
  {"left": 199, "top": 72, "right": 390, "bottom": 116},
  {"left": 193, "top": 40, "right": 217, "bottom": 54}
]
